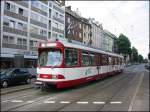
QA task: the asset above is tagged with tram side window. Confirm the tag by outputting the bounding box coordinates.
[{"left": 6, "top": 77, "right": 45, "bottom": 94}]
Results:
[
  {"left": 82, "top": 51, "right": 89, "bottom": 66},
  {"left": 89, "top": 53, "right": 95, "bottom": 65},
  {"left": 65, "top": 48, "right": 78, "bottom": 66},
  {"left": 94, "top": 53, "right": 99, "bottom": 65},
  {"left": 108, "top": 56, "right": 112, "bottom": 65},
  {"left": 115, "top": 57, "right": 118, "bottom": 65},
  {"left": 113, "top": 57, "right": 116, "bottom": 65},
  {"left": 101, "top": 54, "right": 108, "bottom": 65}
]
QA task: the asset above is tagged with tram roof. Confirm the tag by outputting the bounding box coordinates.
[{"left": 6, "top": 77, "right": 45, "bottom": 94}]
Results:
[
  {"left": 39, "top": 40, "right": 123, "bottom": 58},
  {"left": 61, "top": 41, "right": 123, "bottom": 58}
]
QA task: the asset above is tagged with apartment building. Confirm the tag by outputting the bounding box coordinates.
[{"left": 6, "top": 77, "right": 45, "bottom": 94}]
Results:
[
  {"left": 0, "top": 0, "right": 65, "bottom": 68},
  {"left": 65, "top": 6, "right": 83, "bottom": 43},
  {"left": 102, "top": 29, "right": 118, "bottom": 53},
  {"left": 89, "top": 18, "right": 103, "bottom": 49},
  {"left": 82, "top": 18, "right": 92, "bottom": 46}
]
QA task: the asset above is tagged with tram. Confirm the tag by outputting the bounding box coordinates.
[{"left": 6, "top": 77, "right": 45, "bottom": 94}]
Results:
[{"left": 35, "top": 40, "right": 124, "bottom": 89}]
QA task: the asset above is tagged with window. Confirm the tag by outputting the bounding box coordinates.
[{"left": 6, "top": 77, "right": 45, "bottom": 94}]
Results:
[
  {"left": 31, "top": 1, "right": 39, "bottom": 7},
  {"left": 48, "top": 32, "right": 51, "bottom": 39},
  {"left": 38, "top": 50, "right": 63, "bottom": 66},
  {"left": 30, "top": 40, "right": 37, "bottom": 47},
  {"left": 82, "top": 51, "right": 89, "bottom": 66},
  {"left": 3, "top": 35, "right": 9, "bottom": 43},
  {"left": 17, "top": 38, "right": 27, "bottom": 46},
  {"left": 65, "top": 48, "right": 78, "bottom": 66},
  {"left": 49, "top": 9, "right": 51, "bottom": 17},
  {"left": 9, "top": 20, "right": 15, "bottom": 28},
  {"left": 18, "top": 8, "right": 23, "bottom": 15},
  {"left": 79, "top": 33, "right": 81, "bottom": 38},
  {"left": 3, "top": 18, "right": 9, "bottom": 26},
  {"left": 17, "top": 38, "right": 22, "bottom": 45},
  {"left": 23, "top": 39, "right": 27, "bottom": 46},
  {"left": 3, "top": 35, "right": 15, "bottom": 44},
  {"left": 9, "top": 36, "right": 15, "bottom": 44},
  {"left": 40, "top": 29, "right": 47, "bottom": 36},
  {"left": 30, "top": 25, "right": 39, "bottom": 34},
  {"left": 31, "top": 12, "right": 39, "bottom": 20},
  {"left": 52, "top": 33, "right": 57, "bottom": 38},
  {"left": 89, "top": 53, "right": 95, "bottom": 65},
  {"left": 67, "top": 17, "right": 70, "bottom": 23},
  {"left": 79, "top": 23, "right": 82, "bottom": 29},
  {"left": 40, "top": 16, "right": 47, "bottom": 24},
  {"left": 5, "top": 2, "right": 10, "bottom": 10},
  {"left": 101, "top": 54, "right": 108, "bottom": 65},
  {"left": 18, "top": 22, "right": 23, "bottom": 29},
  {"left": 10, "top": 4, "right": 16, "bottom": 12},
  {"left": 54, "top": 12, "right": 58, "bottom": 17},
  {"left": 41, "top": 4, "right": 48, "bottom": 12}
]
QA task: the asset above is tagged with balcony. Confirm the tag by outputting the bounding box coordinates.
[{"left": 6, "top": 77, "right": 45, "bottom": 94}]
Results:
[
  {"left": 39, "top": 0, "right": 48, "bottom": 5},
  {"left": 30, "top": 46, "right": 37, "bottom": 51},
  {"left": 4, "top": 10, "right": 28, "bottom": 22},
  {"left": 53, "top": 5, "right": 64, "bottom": 14},
  {"left": 30, "top": 19, "right": 47, "bottom": 28},
  {"left": 30, "top": 33, "right": 47, "bottom": 40},
  {"left": 2, "top": 43, "right": 27, "bottom": 50},
  {"left": 15, "top": 1, "right": 29, "bottom": 8},
  {"left": 31, "top": 5, "right": 47, "bottom": 16},
  {"left": 3, "top": 26, "right": 28, "bottom": 36},
  {"left": 53, "top": 16, "right": 64, "bottom": 24},
  {"left": 52, "top": 27, "right": 64, "bottom": 34}
]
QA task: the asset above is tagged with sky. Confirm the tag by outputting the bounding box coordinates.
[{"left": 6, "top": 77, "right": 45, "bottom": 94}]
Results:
[{"left": 66, "top": 1, "right": 149, "bottom": 58}]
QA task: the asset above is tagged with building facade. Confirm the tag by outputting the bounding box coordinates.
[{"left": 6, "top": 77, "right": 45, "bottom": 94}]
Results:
[
  {"left": 102, "top": 29, "right": 118, "bottom": 53},
  {"left": 89, "top": 18, "right": 103, "bottom": 49},
  {"left": 82, "top": 18, "right": 92, "bottom": 46},
  {"left": 65, "top": 6, "right": 83, "bottom": 43},
  {"left": 0, "top": 0, "right": 65, "bottom": 68}
]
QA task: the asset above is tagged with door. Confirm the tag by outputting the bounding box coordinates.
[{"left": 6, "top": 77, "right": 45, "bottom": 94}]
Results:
[{"left": 10, "top": 69, "right": 23, "bottom": 83}]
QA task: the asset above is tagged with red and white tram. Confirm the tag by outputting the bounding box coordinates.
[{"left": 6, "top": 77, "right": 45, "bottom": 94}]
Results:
[{"left": 36, "top": 41, "right": 124, "bottom": 89}]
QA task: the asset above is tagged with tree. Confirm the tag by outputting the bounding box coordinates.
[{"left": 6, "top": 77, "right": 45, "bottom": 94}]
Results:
[
  {"left": 117, "top": 33, "right": 131, "bottom": 63},
  {"left": 131, "top": 47, "right": 138, "bottom": 63},
  {"left": 138, "top": 54, "right": 144, "bottom": 63}
]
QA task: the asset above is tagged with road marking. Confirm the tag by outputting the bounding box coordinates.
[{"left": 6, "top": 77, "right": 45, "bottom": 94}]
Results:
[
  {"left": 60, "top": 101, "right": 70, "bottom": 104},
  {"left": 27, "top": 100, "right": 34, "bottom": 103},
  {"left": 77, "top": 101, "right": 88, "bottom": 104},
  {"left": 43, "top": 101, "right": 55, "bottom": 104},
  {"left": 128, "top": 73, "right": 144, "bottom": 111},
  {"left": 110, "top": 101, "right": 122, "bottom": 104},
  {"left": 11, "top": 100, "right": 23, "bottom": 103},
  {"left": 2, "top": 100, "right": 10, "bottom": 103},
  {"left": 93, "top": 102, "right": 105, "bottom": 104}
]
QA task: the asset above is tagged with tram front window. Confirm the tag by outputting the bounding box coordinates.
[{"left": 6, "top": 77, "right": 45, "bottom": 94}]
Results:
[{"left": 38, "top": 50, "right": 62, "bottom": 67}]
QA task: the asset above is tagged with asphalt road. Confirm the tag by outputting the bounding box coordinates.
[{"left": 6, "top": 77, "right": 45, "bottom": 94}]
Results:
[{"left": 1, "top": 64, "right": 149, "bottom": 111}]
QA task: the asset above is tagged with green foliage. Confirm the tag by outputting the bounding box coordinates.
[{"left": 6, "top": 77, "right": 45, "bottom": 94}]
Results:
[
  {"left": 138, "top": 54, "right": 144, "bottom": 63},
  {"left": 117, "top": 33, "right": 131, "bottom": 55},
  {"left": 131, "top": 47, "right": 138, "bottom": 62}
]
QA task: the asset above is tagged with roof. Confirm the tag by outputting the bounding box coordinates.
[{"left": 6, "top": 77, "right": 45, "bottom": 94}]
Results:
[
  {"left": 62, "top": 41, "right": 123, "bottom": 58},
  {"left": 40, "top": 40, "right": 123, "bottom": 58}
]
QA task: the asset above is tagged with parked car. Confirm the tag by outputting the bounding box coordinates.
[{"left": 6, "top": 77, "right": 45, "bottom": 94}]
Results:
[
  {"left": 0, "top": 68, "right": 36, "bottom": 88},
  {"left": 145, "top": 63, "right": 150, "bottom": 69}
]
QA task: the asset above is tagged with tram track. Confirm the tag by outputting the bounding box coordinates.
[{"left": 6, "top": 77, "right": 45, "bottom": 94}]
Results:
[
  {"left": 55, "top": 71, "right": 135, "bottom": 111},
  {"left": 7, "top": 72, "right": 130, "bottom": 111}
]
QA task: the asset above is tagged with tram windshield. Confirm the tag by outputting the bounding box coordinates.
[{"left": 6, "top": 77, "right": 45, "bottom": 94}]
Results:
[{"left": 38, "top": 50, "right": 62, "bottom": 67}]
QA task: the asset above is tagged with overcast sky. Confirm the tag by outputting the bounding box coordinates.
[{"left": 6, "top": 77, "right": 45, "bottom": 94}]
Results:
[{"left": 66, "top": 1, "right": 149, "bottom": 58}]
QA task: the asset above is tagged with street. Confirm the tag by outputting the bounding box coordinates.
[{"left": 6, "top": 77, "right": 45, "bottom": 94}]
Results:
[{"left": 1, "top": 64, "right": 149, "bottom": 111}]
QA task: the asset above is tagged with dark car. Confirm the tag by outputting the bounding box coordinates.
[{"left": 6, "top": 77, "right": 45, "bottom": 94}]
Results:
[{"left": 0, "top": 68, "right": 35, "bottom": 88}]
